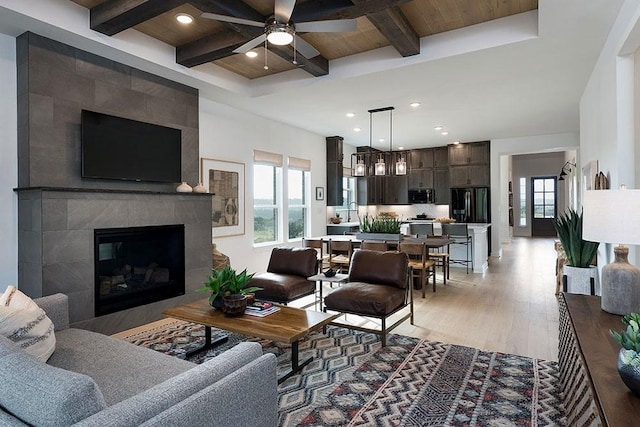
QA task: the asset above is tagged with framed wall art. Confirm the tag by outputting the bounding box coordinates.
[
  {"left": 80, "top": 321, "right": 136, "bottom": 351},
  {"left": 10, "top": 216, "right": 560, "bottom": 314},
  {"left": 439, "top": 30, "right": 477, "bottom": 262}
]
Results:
[{"left": 200, "top": 158, "right": 245, "bottom": 237}]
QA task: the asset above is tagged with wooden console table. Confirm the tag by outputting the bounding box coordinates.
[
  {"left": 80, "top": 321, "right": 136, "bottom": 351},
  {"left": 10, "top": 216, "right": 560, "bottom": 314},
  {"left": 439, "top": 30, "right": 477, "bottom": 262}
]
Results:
[{"left": 560, "top": 293, "right": 640, "bottom": 426}]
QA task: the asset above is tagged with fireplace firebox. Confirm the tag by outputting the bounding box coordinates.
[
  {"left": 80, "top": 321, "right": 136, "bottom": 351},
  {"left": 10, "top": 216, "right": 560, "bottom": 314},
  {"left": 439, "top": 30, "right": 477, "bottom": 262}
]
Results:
[{"left": 94, "top": 225, "right": 185, "bottom": 316}]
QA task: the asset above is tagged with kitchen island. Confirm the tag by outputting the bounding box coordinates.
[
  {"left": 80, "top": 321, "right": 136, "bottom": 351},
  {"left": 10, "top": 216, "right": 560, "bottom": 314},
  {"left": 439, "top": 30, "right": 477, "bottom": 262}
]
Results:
[{"left": 403, "top": 221, "right": 490, "bottom": 273}]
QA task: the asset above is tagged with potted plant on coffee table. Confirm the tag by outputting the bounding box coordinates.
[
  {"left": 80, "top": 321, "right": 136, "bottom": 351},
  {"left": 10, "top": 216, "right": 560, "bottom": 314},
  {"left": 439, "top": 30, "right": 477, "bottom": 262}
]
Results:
[
  {"left": 197, "top": 266, "right": 261, "bottom": 315},
  {"left": 610, "top": 311, "right": 640, "bottom": 395},
  {"left": 552, "top": 208, "right": 599, "bottom": 294}
]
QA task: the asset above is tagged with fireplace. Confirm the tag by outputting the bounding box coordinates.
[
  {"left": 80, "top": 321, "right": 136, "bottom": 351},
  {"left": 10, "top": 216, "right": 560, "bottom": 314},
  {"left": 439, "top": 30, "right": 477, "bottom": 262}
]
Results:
[{"left": 94, "top": 224, "right": 185, "bottom": 316}]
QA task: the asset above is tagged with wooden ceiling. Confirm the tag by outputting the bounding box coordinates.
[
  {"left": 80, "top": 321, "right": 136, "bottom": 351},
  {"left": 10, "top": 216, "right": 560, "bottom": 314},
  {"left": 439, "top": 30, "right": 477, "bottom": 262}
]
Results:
[{"left": 70, "top": 0, "right": 538, "bottom": 80}]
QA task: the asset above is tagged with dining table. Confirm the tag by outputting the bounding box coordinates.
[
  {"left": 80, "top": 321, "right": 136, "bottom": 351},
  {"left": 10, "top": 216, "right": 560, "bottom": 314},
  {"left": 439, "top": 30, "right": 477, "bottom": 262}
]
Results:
[{"left": 309, "top": 234, "right": 454, "bottom": 249}]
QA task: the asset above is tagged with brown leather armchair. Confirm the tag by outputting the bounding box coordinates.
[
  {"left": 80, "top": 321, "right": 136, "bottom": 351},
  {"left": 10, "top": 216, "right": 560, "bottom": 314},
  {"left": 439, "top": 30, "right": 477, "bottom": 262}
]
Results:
[
  {"left": 250, "top": 247, "right": 318, "bottom": 305},
  {"left": 323, "top": 249, "right": 412, "bottom": 346}
]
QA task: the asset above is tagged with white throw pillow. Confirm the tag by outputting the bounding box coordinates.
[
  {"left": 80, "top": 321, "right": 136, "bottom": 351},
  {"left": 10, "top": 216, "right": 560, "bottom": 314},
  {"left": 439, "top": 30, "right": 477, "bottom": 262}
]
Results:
[{"left": 0, "top": 286, "right": 56, "bottom": 362}]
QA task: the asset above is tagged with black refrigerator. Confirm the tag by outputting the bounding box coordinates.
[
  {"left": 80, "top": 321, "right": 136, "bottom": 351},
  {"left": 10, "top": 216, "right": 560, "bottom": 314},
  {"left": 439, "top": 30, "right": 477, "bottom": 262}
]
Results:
[{"left": 450, "top": 187, "right": 490, "bottom": 223}]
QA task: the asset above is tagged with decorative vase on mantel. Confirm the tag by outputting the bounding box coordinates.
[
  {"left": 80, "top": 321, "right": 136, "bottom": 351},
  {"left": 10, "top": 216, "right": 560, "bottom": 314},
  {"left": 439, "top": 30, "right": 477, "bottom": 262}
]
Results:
[
  {"left": 193, "top": 182, "right": 206, "bottom": 193},
  {"left": 176, "top": 182, "right": 193, "bottom": 193}
]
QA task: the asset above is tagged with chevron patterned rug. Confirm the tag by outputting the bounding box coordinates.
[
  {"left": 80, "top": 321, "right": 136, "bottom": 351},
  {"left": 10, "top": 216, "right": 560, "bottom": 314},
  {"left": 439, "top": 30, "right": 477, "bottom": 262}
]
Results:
[{"left": 117, "top": 320, "right": 564, "bottom": 426}]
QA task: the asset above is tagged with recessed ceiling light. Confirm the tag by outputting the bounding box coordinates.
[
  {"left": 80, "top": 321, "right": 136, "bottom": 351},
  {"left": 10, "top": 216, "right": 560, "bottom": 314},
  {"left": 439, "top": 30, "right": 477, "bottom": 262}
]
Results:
[
  {"left": 441, "top": 131, "right": 449, "bottom": 136},
  {"left": 354, "top": 127, "right": 361, "bottom": 132},
  {"left": 245, "top": 51, "right": 258, "bottom": 58},
  {"left": 175, "top": 13, "right": 194, "bottom": 24},
  {"left": 378, "top": 138, "right": 385, "bottom": 142},
  {"left": 434, "top": 126, "right": 443, "bottom": 131},
  {"left": 452, "top": 141, "right": 460, "bottom": 145},
  {"left": 398, "top": 146, "right": 405, "bottom": 150},
  {"left": 410, "top": 102, "right": 421, "bottom": 108},
  {"left": 346, "top": 112, "right": 356, "bottom": 118}
]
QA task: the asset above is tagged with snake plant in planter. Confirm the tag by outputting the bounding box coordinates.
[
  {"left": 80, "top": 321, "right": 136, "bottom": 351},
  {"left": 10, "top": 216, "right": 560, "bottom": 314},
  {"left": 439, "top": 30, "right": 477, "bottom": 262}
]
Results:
[
  {"left": 610, "top": 311, "right": 640, "bottom": 395},
  {"left": 552, "top": 208, "right": 599, "bottom": 294},
  {"left": 357, "top": 214, "right": 403, "bottom": 241}
]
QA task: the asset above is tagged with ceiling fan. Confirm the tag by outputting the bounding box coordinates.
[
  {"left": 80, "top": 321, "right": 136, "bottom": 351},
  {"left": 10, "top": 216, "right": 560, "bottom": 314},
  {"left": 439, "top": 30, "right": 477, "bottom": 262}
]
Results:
[{"left": 201, "top": 0, "right": 357, "bottom": 61}]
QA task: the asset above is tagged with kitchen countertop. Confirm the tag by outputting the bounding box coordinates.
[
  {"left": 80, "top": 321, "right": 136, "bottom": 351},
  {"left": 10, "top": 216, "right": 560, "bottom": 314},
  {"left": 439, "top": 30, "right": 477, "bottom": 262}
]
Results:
[{"left": 326, "top": 221, "right": 360, "bottom": 227}]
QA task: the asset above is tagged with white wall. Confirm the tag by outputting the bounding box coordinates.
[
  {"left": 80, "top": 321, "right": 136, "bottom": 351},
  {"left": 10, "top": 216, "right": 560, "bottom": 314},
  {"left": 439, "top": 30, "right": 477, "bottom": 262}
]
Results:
[
  {"left": 0, "top": 33, "right": 17, "bottom": 288},
  {"left": 490, "top": 132, "right": 579, "bottom": 255},
  {"left": 580, "top": 0, "right": 640, "bottom": 266},
  {"left": 198, "top": 97, "right": 327, "bottom": 274}
]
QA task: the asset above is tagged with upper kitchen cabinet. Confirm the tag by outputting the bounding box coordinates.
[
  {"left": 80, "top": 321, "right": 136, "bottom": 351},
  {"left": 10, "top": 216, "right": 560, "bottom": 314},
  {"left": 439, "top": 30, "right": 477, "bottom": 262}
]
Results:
[
  {"left": 448, "top": 141, "right": 490, "bottom": 165},
  {"left": 449, "top": 164, "right": 490, "bottom": 187},
  {"left": 434, "top": 168, "right": 450, "bottom": 204},
  {"left": 433, "top": 147, "right": 448, "bottom": 168},
  {"left": 408, "top": 168, "right": 434, "bottom": 189},
  {"left": 326, "top": 136, "right": 344, "bottom": 206},
  {"left": 409, "top": 148, "right": 434, "bottom": 169},
  {"left": 384, "top": 175, "right": 408, "bottom": 205}
]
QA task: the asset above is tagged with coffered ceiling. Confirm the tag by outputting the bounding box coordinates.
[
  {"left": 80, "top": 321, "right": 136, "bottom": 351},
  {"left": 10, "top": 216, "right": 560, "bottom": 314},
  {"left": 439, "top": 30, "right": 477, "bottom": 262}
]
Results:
[{"left": 70, "top": 0, "right": 538, "bottom": 80}]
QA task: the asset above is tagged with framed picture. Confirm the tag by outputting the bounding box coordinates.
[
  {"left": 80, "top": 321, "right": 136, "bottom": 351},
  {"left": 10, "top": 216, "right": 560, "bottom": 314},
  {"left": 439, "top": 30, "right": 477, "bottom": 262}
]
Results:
[
  {"left": 582, "top": 160, "right": 598, "bottom": 193},
  {"left": 200, "top": 158, "right": 245, "bottom": 238},
  {"left": 315, "top": 187, "right": 324, "bottom": 201}
]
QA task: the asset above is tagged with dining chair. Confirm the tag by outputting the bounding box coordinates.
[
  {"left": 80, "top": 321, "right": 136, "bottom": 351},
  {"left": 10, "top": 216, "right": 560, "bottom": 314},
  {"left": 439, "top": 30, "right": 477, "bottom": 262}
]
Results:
[
  {"left": 399, "top": 241, "right": 436, "bottom": 296},
  {"left": 360, "top": 240, "right": 389, "bottom": 252},
  {"left": 427, "top": 235, "right": 450, "bottom": 284},
  {"left": 328, "top": 239, "right": 353, "bottom": 273},
  {"left": 441, "top": 223, "right": 472, "bottom": 273},
  {"left": 302, "top": 238, "right": 329, "bottom": 271}
]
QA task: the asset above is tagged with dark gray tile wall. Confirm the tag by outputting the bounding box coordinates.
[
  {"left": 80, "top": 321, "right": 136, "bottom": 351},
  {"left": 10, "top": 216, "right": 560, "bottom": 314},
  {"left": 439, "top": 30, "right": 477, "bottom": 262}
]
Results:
[
  {"left": 16, "top": 33, "right": 212, "bottom": 334},
  {"left": 17, "top": 32, "right": 199, "bottom": 191}
]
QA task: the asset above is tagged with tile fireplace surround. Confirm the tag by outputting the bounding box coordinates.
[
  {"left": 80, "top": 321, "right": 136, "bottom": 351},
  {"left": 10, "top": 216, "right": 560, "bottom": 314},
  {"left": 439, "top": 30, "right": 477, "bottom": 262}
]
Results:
[{"left": 16, "top": 187, "right": 212, "bottom": 335}]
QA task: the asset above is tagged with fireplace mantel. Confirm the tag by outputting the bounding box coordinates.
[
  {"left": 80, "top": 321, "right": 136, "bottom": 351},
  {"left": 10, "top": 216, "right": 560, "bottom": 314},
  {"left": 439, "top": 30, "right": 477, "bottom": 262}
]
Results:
[{"left": 14, "top": 187, "right": 212, "bottom": 196}]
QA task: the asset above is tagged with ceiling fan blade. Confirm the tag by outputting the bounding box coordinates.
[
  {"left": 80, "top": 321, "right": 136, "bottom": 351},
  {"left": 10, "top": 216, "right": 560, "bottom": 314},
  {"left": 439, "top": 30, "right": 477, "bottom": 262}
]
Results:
[
  {"left": 274, "top": 0, "right": 296, "bottom": 23},
  {"left": 295, "top": 19, "right": 357, "bottom": 33},
  {"left": 294, "top": 35, "right": 320, "bottom": 59},
  {"left": 233, "top": 34, "right": 267, "bottom": 54},
  {"left": 201, "top": 13, "right": 264, "bottom": 28}
]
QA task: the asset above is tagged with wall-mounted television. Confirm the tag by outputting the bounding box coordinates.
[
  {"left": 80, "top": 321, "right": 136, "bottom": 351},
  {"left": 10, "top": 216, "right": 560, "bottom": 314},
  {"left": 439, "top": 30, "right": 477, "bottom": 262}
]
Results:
[{"left": 81, "top": 110, "right": 182, "bottom": 183}]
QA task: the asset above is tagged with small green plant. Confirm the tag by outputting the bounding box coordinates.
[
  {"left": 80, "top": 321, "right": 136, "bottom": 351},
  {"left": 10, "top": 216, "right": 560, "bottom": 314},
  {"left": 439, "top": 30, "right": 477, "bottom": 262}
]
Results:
[
  {"left": 196, "top": 266, "right": 261, "bottom": 305},
  {"left": 611, "top": 312, "right": 640, "bottom": 353},
  {"left": 359, "top": 214, "right": 402, "bottom": 234},
  {"left": 335, "top": 212, "right": 341, "bottom": 218},
  {"left": 552, "top": 208, "right": 599, "bottom": 268}
]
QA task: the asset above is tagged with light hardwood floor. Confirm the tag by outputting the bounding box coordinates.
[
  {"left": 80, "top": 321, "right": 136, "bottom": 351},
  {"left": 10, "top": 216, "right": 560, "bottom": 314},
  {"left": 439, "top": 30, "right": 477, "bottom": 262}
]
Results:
[{"left": 314, "top": 237, "right": 560, "bottom": 362}]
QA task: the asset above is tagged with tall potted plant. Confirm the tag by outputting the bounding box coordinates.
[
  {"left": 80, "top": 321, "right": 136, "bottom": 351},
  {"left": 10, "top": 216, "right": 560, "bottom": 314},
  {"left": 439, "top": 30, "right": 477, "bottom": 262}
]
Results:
[{"left": 552, "top": 208, "right": 600, "bottom": 294}]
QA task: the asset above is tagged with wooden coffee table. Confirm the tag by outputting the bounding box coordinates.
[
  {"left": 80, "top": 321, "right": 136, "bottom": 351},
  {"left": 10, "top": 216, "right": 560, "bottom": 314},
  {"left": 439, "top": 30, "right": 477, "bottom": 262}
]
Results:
[{"left": 163, "top": 298, "right": 339, "bottom": 383}]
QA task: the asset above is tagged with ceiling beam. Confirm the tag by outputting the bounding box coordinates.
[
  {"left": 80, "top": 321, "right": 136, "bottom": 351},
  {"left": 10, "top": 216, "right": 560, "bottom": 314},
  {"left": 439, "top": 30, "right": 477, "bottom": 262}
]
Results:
[
  {"left": 352, "top": 1, "right": 419, "bottom": 57},
  {"left": 299, "top": 0, "right": 413, "bottom": 21},
  {"left": 90, "top": 0, "right": 186, "bottom": 36},
  {"left": 270, "top": 45, "right": 329, "bottom": 77},
  {"left": 189, "top": 0, "right": 264, "bottom": 23},
  {"left": 176, "top": 30, "right": 259, "bottom": 68}
]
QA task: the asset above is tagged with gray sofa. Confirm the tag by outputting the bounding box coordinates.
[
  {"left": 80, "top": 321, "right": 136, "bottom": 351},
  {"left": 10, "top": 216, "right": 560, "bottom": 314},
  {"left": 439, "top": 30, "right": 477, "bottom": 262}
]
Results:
[{"left": 0, "top": 293, "right": 278, "bottom": 426}]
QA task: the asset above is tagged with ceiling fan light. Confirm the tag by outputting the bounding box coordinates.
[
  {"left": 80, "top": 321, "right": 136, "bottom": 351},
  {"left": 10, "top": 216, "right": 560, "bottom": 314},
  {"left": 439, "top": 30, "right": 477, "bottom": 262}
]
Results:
[
  {"left": 245, "top": 51, "right": 258, "bottom": 58},
  {"left": 266, "top": 26, "right": 294, "bottom": 45}
]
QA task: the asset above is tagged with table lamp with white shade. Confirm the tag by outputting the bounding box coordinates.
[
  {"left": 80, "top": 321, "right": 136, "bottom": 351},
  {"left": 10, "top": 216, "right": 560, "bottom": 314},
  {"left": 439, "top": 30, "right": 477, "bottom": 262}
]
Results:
[{"left": 583, "top": 187, "right": 640, "bottom": 314}]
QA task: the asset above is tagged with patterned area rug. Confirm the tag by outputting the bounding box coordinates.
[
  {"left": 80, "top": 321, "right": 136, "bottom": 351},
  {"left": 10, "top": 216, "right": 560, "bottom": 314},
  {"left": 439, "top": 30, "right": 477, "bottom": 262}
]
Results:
[{"left": 117, "top": 320, "right": 564, "bottom": 426}]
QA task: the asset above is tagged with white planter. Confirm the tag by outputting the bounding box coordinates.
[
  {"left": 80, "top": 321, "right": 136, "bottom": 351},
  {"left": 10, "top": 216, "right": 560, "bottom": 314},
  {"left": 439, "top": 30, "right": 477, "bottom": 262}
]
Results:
[
  {"left": 563, "top": 265, "right": 600, "bottom": 295},
  {"left": 355, "top": 233, "right": 403, "bottom": 241}
]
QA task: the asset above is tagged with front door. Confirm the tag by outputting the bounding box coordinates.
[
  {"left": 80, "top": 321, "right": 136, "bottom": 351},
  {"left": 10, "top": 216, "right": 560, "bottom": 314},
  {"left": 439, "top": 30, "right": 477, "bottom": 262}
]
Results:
[{"left": 531, "top": 177, "right": 557, "bottom": 237}]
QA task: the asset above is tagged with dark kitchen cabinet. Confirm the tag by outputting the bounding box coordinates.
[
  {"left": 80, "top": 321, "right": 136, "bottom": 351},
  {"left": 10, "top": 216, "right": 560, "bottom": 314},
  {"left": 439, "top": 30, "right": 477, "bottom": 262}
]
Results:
[
  {"left": 434, "top": 168, "right": 450, "bottom": 204},
  {"left": 384, "top": 175, "right": 408, "bottom": 205},
  {"left": 408, "top": 168, "right": 434, "bottom": 189},
  {"left": 357, "top": 176, "right": 384, "bottom": 205},
  {"left": 433, "top": 147, "right": 448, "bottom": 168},
  {"left": 409, "top": 148, "right": 433, "bottom": 169},
  {"left": 449, "top": 164, "right": 490, "bottom": 187},
  {"left": 448, "top": 141, "right": 489, "bottom": 165},
  {"left": 326, "top": 136, "right": 344, "bottom": 206}
]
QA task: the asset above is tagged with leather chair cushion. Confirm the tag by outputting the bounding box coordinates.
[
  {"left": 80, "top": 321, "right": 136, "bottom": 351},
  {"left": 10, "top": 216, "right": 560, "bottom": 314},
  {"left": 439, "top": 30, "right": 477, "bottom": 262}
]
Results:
[
  {"left": 267, "top": 247, "right": 318, "bottom": 277},
  {"left": 324, "top": 282, "right": 406, "bottom": 316},
  {"left": 348, "top": 250, "right": 408, "bottom": 289},
  {"left": 251, "top": 273, "right": 315, "bottom": 302}
]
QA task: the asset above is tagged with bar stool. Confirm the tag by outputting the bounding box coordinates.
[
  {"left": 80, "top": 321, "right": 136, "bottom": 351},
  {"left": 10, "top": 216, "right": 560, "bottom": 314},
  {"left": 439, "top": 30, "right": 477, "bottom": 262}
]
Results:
[
  {"left": 442, "top": 223, "right": 472, "bottom": 274},
  {"left": 409, "top": 223, "right": 434, "bottom": 236}
]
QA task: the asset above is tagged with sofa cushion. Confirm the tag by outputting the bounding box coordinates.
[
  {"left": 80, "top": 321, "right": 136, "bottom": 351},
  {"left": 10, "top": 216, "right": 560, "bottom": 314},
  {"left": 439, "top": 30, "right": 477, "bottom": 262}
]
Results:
[
  {"left": 48, "top": 328, "right": 194, "bottom": 405},
  {"left": 0, "top": 286, "right": 55, "bottom": 362},
  {"left": 324, "top": 282, "right": 406, "bottom": 316},
  {"left": 252, "top": 272, "right": 315, "bottom": 302},
  {"left": 0, "top": 334, "right": 107, "bottom": 426}
]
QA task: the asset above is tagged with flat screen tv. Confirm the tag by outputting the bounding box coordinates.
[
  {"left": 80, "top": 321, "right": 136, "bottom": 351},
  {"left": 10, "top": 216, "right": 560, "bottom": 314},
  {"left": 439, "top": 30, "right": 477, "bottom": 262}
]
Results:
[{"left": 81, "top": 110, "right": 182, "bottom": 183}]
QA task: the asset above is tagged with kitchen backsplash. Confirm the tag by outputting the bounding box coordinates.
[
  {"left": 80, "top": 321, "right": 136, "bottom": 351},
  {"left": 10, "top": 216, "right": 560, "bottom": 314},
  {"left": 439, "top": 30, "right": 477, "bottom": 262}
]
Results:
[{"left": 329, "top": 204, "right": 450, "bottom": 222}]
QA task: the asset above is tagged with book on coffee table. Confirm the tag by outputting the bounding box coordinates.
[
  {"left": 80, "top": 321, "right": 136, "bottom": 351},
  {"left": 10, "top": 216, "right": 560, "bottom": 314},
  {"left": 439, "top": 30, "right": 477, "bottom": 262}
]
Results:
[
  {"left": 244, "top": 305, "right": 280, "bottom": 317},
  {"left": 245, "top": 301, "right": 274, "bottom": 311}
]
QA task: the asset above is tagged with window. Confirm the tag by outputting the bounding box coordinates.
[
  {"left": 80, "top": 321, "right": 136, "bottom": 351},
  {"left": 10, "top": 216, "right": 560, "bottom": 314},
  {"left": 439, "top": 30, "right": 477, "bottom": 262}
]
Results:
[
  {"left": 532, "top": 177, "right": 556, "bottom": 218},
  {"left": 253, "top": 150, "right": 283, "bottom": 245},
  {"left": 336, "top": 175, "right": 356, "bottom": 218},
  {"left": 519, "top": 177, "right": 527, "bottom": 226},
  {"left": 287, "top": 168, "right": 310, "bottom": 240}
]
